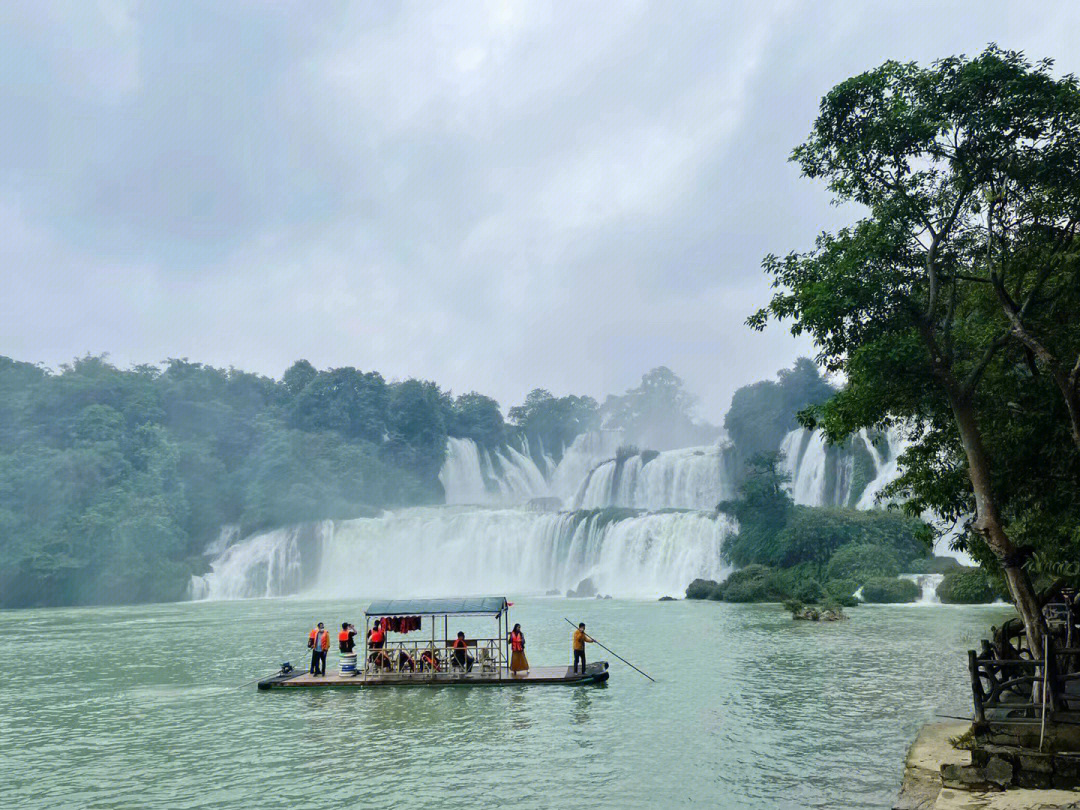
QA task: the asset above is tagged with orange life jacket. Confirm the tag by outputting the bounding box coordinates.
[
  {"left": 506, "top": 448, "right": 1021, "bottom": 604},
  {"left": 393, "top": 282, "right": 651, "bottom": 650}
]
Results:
[
  {"left": 309, "top": 628, "right": 328, "bottom": 650},
  {"left": 452, "top": 637, "right": 467, "bottom": 649},
  {"left": 510, "top": 632, "right": 524, "bottom": 652},
  {"left": 338, "top": 630, "right": 351, "bottom": 643}
]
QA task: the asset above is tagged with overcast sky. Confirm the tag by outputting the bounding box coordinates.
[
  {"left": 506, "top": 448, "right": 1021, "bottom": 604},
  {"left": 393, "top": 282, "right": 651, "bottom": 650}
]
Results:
[{"left": 3, "top": 2, "right": 1079, "bottom": 422}]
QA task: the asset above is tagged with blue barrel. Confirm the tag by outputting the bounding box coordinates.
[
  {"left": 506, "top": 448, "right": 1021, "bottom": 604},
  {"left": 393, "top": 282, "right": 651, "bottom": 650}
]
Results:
[{"left": 339, "top": 652, "right": 357, "bottom": 676}]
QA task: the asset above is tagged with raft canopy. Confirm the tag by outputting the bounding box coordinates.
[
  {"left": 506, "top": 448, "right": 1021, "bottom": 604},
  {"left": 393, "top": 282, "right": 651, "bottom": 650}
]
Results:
[{"left": 364, "top": 596, "right": 509, "bottom": 617}]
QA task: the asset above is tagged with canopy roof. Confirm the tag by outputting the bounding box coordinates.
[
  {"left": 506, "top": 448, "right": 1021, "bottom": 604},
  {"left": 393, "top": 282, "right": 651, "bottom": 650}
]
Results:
[{"left": 364, "top": 597, "right": 508, "bottom": 617}]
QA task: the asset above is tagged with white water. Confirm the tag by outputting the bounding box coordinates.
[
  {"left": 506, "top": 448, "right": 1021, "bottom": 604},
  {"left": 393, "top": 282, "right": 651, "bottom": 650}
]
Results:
[
  {"left": 439, "top": 437, "right": 550, "bottom": 505},
  {"left": 195, "top": 424, "right": 913, "bottom": 604},
  {"left": 779, "top": 426, "right": 907, "bottom": 509},
  {"left": 189, "top": 522, "right": 331, "bottom": 600},
  {"left": 573, "top": 444, "right": 738, "bottom": 510},
  {"left": 900, "top": 573, "right": 944, "bottom": 605},
  {"left": 194, "top": 507, "right": 734, "bottom": 601}
]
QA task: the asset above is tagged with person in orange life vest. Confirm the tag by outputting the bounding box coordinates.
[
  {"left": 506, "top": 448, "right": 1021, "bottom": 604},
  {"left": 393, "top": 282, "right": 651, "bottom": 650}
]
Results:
[
  {"left": 308, "top": 622, "right": 330, "bottom": 675},
  {"left": 572, "top": 622, "right": 595, "bottom": 673},
  {"left": 419, "top": 648, "right": 440, "bottom": 672},
  {"left": 451, "top": 631, "right": 473, "bottom": 672},
  {"left": 508, "top": 623, "right": 529, "bottom": 675},
  {"left": 338, "top": 622, "right": 356, "bottom": 653},
  {"left": 367, "top": 620, "right": 388, "bottom": 670}
]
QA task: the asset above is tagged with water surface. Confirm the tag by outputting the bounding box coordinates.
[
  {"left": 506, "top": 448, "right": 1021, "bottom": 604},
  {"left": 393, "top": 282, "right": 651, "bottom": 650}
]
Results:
[{"left": 1, "top": 598, "right": 1010, "bottom": 809}]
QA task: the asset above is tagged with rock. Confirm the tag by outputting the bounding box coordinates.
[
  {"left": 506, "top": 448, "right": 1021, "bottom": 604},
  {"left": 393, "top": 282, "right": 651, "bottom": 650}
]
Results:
[
  {"left": 567, "top": 577, "right": 597, "bottom": 598},
  {"left": 545, "top": 589, "right": 560, "bottom": 596},
  {"left": 940, "top": 763, "right": 994, "bottom": 791},
  {"left": 685, "top": 578, "right": 721, "bottom": 600},
  {"left": 983, "top": 755, "right": 1013, "bottom": 788},
  {"left": 658, "top": 596, "right": 676, "bottom": 601}
]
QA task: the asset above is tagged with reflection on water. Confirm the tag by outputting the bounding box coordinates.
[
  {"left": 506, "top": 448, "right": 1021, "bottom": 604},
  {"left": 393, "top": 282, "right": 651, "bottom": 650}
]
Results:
[{"left": 0, "top": 597, "right": 1012, "bottom": 810}]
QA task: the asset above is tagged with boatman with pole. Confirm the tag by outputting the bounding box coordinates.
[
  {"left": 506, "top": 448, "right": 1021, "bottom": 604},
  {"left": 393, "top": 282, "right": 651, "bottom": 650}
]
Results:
[{"left": 572, "top": 622, "right": 595, "bottom": 673}]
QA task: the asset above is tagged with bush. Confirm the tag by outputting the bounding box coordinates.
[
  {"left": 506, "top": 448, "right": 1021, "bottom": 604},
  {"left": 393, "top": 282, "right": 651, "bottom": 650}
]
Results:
[
  {"left": 825, "top": 579, "right": 859, "bottom": 607},
  {"left": 937, "top": 569, "right": 995, "bottom": 604},
  {"left": 826, "top": 543, "right": 901, "bottom": 582},
  {"left": 720, "top": 564, "right": 777, "bottom": 602},
  {"left": 906, "top": 556, "right": 963, "bottom": 574},
  {"left": 793, "top": 578, "right": 825, "bottom": 603},
  {"left": 861, "top": 577, "right": 920, "bottom": 604},
  {"left": 685, "top": 578, "right": 722, "bottom": 600}
]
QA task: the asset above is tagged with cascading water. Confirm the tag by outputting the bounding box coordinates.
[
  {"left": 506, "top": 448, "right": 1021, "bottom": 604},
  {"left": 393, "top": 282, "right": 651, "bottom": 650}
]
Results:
[
  {"left": 194, "top": 507, "right": 734, "bottom": 600},
  {"left": 189, "top": 522, "right": 331, "bottom": 600},
  {"left": 573, "top": 444, "right": 739, "bottom": 510},
  {"left": 900, "top": 573, "right": 944, "bottom": 605},
  {"left": 779, "top": 426, "right": 906, "bottom": 509},
  {"left": 195, "top": 423, "right": 914, "bottom": 605},
  {"left": 439, "top": 437, "right": 550, "bottom": 505}
]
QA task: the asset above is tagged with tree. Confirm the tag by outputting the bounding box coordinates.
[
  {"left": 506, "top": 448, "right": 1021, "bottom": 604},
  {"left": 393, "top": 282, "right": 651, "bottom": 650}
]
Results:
[
  {"left": 449, "top": 392, "right": 506, "bottom": 448},
  {"left": 508, "top": 389, "right": 599, "bottom": 461},
  {"left": 725, "top": 358, "right": 835, "bottom": 458},
  {"left": 602, "top": 367, "right": 716, "bottom": 449},
  {"left": 751, "top": 47, "right": 1080, "bottom": 654}
]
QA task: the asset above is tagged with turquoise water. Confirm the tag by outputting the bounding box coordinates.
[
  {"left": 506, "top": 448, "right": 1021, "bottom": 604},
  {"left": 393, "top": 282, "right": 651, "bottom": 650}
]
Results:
[{"left": 1, "top": 598, "right": 1011, "bottom": 809}]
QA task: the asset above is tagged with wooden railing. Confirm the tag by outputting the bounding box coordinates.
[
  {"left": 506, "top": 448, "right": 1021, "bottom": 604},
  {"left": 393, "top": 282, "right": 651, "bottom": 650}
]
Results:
[
  {"left": 362, "top": 638, "right": 505, "bottom": 677},
  {"left": 969, "top": 648, "right": 1080, "bottom": 722}
]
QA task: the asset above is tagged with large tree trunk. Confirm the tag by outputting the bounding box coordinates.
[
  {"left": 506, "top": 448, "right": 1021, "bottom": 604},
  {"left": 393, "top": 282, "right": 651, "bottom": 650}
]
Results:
[{"left": 950, "top": 393, "right": 1048, "bottom": 657}]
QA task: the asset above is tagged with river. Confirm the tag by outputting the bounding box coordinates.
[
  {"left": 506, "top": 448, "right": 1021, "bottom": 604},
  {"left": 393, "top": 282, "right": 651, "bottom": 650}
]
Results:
[{"left": 2, "top": 597, "right": 1011, "bottom": 809}]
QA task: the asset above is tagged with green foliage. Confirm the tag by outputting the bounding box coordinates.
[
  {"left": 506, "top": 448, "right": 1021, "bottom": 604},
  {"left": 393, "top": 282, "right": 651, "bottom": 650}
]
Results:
[
  {"left": 825, "top": 579, "right": 860, "bottom": 607},
  {"left": 720, "top": 564, "right": 778, "bottom": 603},
  {"left": 725, "top": 358, "right": 835, "bottom": 459},
  {"left": 825, "top": 543, "right": 902, "bottom": 583},
  {"left": 508, "top": 389, "right": 599, "bottom": 463},
  {"left": 602, "top": 367, "right": 718, "bottom": 449},
  {"left": 750, "top": 46, "right": 1080, "bottom": 626},
  {"left": 937, "top": 569, "right": 995, "bottom": 604},
  {"left": 721, "top": 453, "right": 928, "bottom": 570},
  {"left": 449, "top": 392, "right": 505, "bottom": 449},
  {"left": 907, "top": 556, "right": 964, "bottom": 574},
  {"left": 861, "top": 577, "right": 921, "bottom": 604},
  {"left": 685, "top": 578, "right": 722, "bottom": 600},
  {"left": 0, "top": 354, "right": 491, "bottom": 608}
]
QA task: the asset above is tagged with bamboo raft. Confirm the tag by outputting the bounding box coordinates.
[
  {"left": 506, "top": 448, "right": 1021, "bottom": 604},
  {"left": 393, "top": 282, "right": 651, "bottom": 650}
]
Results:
[
  {"left": 258, "top": 662, "right": 609, "bottom": 689},
  {"left": 258, "top": 596, "right": 611, "bottom": 690}
]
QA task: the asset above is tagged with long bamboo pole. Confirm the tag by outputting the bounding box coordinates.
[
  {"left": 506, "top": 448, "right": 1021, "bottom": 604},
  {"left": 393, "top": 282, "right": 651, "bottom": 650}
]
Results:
[{"left": 563, "top": 617, "right": 656, "bottom": 682}]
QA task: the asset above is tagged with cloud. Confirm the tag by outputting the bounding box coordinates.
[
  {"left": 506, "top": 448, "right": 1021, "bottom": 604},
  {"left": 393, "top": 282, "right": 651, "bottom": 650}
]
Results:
[{"left": 2, "top": 1, "right": 1080, "bottom": 421}]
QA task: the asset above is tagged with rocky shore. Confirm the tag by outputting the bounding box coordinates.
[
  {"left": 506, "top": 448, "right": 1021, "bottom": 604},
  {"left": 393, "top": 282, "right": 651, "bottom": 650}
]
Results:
[{"left": 895, "top": 723, "right": 1080, "bottom": 810}]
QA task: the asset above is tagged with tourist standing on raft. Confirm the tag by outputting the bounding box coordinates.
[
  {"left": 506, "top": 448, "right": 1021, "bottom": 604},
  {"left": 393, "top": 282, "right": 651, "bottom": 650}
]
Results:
[
  {"left": 508, "top": 623, "right": 528, "bottom": 675},
  {"left": 572, "top": 623, "right": 594, "bottom": 673},
  {"left": 308, "top": 622, "right": 330, "bottom": 675}
]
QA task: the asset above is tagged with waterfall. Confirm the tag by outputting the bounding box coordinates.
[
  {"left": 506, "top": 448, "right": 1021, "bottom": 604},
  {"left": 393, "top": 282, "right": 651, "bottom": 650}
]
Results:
[
  {"left": 780, "top": 426, "right": 907, "bottom": 509},
  {"left": 900, "top": 573, "right": 944, "bottom": 605},
  {"left": 548, "top": 430, "right": 624, "bottom": 502},
  {"left": 439, "top": 437, "right": 549, "bottom": 505},
  {"left": 573, "top": 444, "right": 739, "bottom": 510},
  {"left": 189, "top": 522, "right": 331, "bottom": 601},
  {"left": 195, "top": 506, "right": 735, "bottom": 601},
  {"left": 855, "top": 426, "right": 910, "bottom": 509},
  {"left": 439, "top": 438, "right": 490, "bottom": 504}
]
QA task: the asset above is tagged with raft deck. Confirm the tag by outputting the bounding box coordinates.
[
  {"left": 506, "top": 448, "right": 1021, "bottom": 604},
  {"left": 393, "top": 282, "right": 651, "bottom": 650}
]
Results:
[{"left": 258, "top": 662, "right": 609, "bottom": 689}]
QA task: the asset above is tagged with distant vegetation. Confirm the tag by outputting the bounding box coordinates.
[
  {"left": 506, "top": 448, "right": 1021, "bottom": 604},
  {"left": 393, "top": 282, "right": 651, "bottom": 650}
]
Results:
[
  {"left": 688, "top": 453, "right": 938, "bottom": 606},
  {"left": 0, "top": 354, "right": 727, "bottom": 609}
]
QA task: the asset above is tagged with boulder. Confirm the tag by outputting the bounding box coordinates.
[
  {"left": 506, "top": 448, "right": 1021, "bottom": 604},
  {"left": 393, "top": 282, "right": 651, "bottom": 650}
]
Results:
[{"left": 567, "top": 577, "right": 597, "bottom": 598}]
